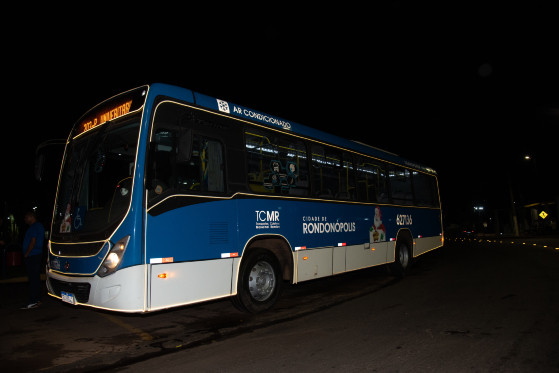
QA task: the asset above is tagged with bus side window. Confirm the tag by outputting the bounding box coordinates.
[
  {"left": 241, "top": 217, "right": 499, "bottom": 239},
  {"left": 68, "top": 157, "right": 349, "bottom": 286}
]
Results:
[
  {"left": 182, "top": 136, "right": 225, "bottom": 193},
  {"left": 276, "top": 136, "right": 309, "bottom": 196},
  {"left": 412, "top": 171, "right": 439, "bottom": 207},
  {"left": 311, "top": 145, "right": 342, "bottom": 199},
  {"left": 355, "top": 157, "right": 388, "bottom": 203},
  {"left": 148, "top": 102, "right": 227, "bottom": 203},
  {"left": 245, "top": 132, "right": 277, "bottom": 194},
  {"left": 148, "top": 129, "right": 176, "bottom": 198},
  {"left": 389, "top": 166, "right": 413, "bottom": 205},
  {"left": 245, "top": 131, "right": 309, "bottom": 196},
  {"left": 340, "top": 153, "right": 356, "bottom": 200}
]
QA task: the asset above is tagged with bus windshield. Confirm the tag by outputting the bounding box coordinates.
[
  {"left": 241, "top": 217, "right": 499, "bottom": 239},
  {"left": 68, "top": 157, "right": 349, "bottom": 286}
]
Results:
[{"left": 52, "top": 117, "right": 141, "bottom": 241}]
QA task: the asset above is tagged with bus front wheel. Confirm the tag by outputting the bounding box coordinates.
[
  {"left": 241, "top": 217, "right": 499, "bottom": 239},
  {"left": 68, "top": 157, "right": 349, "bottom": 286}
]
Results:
[{"left": 233, "top": 249, "right": 282, "bottom": 313}]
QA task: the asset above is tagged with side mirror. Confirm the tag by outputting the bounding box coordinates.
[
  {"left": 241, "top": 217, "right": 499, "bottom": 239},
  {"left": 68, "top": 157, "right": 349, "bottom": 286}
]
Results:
[{"left": 34, "top": 139, "right": 66, "bottom": 182}]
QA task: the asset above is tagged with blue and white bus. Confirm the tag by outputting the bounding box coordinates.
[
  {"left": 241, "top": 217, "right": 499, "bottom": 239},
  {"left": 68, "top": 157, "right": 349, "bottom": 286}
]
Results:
[{"left": 46, "top": 83, "right": 443, "bottom": 313}]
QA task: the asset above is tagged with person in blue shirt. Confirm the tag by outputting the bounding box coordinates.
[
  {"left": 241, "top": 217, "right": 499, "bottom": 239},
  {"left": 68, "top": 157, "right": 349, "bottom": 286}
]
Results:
[{"left": 21, "top": 211, "right": 45, "bottom": 309}]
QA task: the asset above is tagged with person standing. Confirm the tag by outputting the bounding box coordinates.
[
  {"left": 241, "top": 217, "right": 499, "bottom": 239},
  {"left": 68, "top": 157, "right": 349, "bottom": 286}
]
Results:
[{"left": 21, "top": 211, "right": 45, "bottom": 309}]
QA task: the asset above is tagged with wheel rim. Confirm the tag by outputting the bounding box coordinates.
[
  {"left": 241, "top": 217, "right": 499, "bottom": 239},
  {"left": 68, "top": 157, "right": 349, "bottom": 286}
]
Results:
[
  {"left": 248, "top": 260, "right": 276, "bottom": 302},
  {"left": 399, "top": 245, "right": 409, "bottom": 269}
]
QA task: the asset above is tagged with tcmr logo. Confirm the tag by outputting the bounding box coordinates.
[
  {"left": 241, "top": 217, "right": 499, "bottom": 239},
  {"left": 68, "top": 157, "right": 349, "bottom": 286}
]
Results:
[
  {"left": 396, "top": 214, "right": 413, "bottom": 226},
  {"left": 256, "top": 210, "right": 279, "bottom": 222}
]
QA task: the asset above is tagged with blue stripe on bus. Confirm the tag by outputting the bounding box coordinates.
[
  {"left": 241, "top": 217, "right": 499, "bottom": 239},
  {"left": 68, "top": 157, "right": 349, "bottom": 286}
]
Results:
[{"left": 146, "top": 197, "right": 441, "bottom": 263}]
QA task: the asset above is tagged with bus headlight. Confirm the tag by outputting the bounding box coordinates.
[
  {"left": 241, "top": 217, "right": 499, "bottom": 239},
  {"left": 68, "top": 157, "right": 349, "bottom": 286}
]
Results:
[
  {"left": 104, "top": 252, "right": 120, "bottom": 269},
  {"left": 98, "top": 236, "right": 130, "bottom": 277}
]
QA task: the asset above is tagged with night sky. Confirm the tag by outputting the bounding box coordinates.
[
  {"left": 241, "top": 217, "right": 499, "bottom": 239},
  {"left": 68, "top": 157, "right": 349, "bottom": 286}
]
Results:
[{"left": 2, "top": 5, "right": 558, "bottom": 229}]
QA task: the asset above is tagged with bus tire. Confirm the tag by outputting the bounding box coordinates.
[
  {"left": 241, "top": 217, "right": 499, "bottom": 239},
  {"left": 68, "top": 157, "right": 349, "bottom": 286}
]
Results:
[
  {"left": 389, "top": 240, "right": 412, "bottom": 278},
  {"left": 232, "top": 249, "right": 283, "bottom": 313}
]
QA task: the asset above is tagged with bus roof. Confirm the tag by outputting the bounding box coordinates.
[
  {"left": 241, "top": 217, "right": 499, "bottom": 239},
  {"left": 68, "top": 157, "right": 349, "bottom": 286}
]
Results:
[{"left": 147, "top": 83, "right": 437, "bottom": 175}]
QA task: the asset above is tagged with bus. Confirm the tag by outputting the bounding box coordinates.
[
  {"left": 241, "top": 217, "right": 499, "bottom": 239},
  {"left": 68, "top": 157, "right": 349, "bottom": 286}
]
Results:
[{"left": 45, "top": 83, "right": 443, "bottom": 313}]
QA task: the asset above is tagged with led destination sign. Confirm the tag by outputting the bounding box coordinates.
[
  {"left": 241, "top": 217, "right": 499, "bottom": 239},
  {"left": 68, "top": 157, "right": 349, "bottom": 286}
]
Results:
[
  {"left": 74, "top": 86, "right": 147, "bottom": 137},
  {"left": 79, "top": 100, "right": 132, "bottom": 133}
]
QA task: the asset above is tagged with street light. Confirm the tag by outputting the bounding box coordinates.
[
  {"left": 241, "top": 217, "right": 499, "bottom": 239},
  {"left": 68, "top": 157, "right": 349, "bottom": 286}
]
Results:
[
  {"left": 523, "top": 153, "right": 540, "bottom": 200},
  {"left": 523, "top": 154, "right": 538, "bottom": 171}
]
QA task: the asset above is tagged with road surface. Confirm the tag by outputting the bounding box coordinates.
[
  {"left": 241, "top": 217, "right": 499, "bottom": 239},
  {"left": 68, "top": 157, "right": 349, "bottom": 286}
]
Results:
[{"left": 1, "top": 237, "right": 558, "bottom": 372}]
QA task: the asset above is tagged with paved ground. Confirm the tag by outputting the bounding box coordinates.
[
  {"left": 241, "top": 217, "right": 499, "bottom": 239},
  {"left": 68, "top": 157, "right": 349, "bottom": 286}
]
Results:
[
  {"left": 1, "top": 235, "right": 559, "bottom": 372},
  {"left": 119, "top": 237, "right": 559, "bottom": 372},
  {"left": 0, "top": 254, "right": 394, "bottom": 371}
]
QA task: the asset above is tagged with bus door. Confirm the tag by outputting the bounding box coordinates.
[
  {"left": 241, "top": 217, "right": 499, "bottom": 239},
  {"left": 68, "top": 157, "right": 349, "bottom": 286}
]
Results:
[{"left": 144, "top": 102, "right": 236, "bottom": 310}]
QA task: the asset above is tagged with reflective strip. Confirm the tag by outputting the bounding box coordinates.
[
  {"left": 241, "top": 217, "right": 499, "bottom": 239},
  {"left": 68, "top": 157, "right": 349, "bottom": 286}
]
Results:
[
  {"left": 221, "top": 252, "right": 239, "bottom": 258},
  {"left": 150, "top": 257, "right": 173, "bottom": 264}
]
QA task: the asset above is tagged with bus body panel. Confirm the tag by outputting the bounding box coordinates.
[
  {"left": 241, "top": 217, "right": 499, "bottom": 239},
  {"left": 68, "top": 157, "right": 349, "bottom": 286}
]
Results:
[
  {"left": 146, "top": 199, "right": 239, "bottom": 263},
  {"left": 346, "top": 241, "right": 392, "bottom": 271},
  {"left": 49, "top": 241, "right": 109, "bottom": 275},
  {"left": 149, "top": 259, "right": 235, "bottom": 311},
  {"left": 236, "top": 199, "right": 441, "bottom": 253},
  {"left": 48, "top": 206, "right": 146, "bottom": 276},
  {"left": 333, "top": 245, "right": 346, "bottom": 274},
  {"left": 414, "top": 236, "right": 444, "bottom": 257},
  {"left": 294, "top": 241, "right": 393, "bottom": 283},
  {"left": 47, "top": 265, "right": 146, "bottom": 312},
  {"left": 145, "top": 197, "right": 442, "bottom": 296},
  {"left": 296, "top": 246, "right": 333, "bottom": 282}
]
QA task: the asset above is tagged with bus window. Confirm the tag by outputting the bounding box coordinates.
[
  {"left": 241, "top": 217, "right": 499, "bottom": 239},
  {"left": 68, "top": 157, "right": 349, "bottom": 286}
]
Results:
[
  {"left": 389, "top": 165, "right": 413, "bottom": 205},
  {"left": 148, "top": 102, "right": 225, "bottom": 202},
  {"left": 245, "top": 131, "right": 308, "bottom": 196},
  {"left": 280, "top": 136, "right": 309, "bottom": 196},
  {"left": 412, "top": 171, "right": 439, "bottom": 207},
  {"left": 311, "top": 145, "right": 355, "bottom": 200},
  {"left": 355, "top": 157, "right": 389, "bottom": 203},
  {"left": 340, "top": 154, "right": 356, "bottom": 200},
  {"left": 187, "top": 136, "right": 225, "bottom": 193}
]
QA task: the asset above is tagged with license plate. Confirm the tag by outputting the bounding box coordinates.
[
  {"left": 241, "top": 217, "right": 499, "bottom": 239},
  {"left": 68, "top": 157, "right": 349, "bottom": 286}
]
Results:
[{"left": 61, "top": 291, "right": 76, "bottom": 305}]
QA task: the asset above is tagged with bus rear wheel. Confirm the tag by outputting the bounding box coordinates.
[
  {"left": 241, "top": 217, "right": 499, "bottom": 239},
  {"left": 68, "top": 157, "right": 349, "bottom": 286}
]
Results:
[
  {"left": 389, "top": 241, "right": 412, "bottom": 278},
  {"left": 233, "top": 249, "right": 282, "bottom": 313}
]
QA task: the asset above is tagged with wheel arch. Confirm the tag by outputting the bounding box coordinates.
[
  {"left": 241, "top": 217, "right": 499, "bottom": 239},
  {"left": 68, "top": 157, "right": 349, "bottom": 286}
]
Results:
[
  {"left": 242, "top": 234, "right": 294, "bottom": 283},
  {"left": 394, "top": 228, "right": 413, "bottom": 259}
]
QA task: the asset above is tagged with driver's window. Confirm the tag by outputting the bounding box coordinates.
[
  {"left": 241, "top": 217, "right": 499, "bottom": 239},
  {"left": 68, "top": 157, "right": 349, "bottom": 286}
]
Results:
[
  {"left": 176, "top": 136, "right": 224, "bottom": 193},
  {"left": 147, "top": 102, "right": 225, "bottom": 203}
]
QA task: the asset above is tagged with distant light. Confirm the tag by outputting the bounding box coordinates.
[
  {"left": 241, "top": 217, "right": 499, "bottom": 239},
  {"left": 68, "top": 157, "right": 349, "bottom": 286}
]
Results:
[
  {"left": 474, "top": 206, "right": 484, "bottom": 211},
  {"left": 478, "top": 63, "right": 493, "bottom": 77},
  {"left": 524, "top": 155, "right": 531, "bottom": 160}
]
